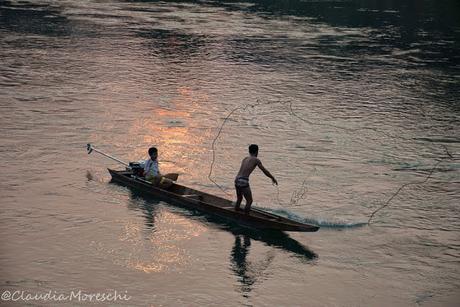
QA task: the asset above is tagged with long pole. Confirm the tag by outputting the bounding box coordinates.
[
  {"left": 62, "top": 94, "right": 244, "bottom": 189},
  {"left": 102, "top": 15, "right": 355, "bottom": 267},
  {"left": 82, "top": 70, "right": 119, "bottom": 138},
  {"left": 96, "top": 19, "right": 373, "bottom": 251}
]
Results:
[{"left": 86, "top": 144, "right": 129, "bottom": 166}]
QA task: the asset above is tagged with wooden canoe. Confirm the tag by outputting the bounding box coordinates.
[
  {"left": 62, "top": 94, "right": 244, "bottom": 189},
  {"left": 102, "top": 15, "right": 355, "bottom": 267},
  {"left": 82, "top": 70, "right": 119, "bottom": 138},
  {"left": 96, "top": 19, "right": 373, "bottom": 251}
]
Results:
[{"left": 108, "top": 169, "right": 319, "bottom": 232}]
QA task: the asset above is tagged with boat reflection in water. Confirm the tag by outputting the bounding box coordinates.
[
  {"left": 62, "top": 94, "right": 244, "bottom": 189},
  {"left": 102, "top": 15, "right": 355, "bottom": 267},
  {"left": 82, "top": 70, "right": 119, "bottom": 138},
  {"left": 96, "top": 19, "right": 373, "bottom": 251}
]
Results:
[
  {"left": 123, "top": 186, "right": 317, "bottom": 255},
  {"left": 229, "top": 227, "right": 317, "bottom": 262},
  {"left": 126, "top": 192, "right": 162, "bottom": 231},
  {"left": 229, "top": 227, "right": 317, "bottom": 297},
  {"left": 124, "top": 184, "right": 317, "bottom": 251}
]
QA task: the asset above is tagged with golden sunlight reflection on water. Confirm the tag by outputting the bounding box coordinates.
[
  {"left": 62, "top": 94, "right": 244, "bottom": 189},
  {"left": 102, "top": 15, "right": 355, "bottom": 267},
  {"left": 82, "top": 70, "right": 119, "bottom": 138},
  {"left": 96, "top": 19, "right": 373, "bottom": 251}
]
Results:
[
  {"left": 125, "top": 87, "right": 213, "bottom": 181},
  {"left": 93, "top": 210, "right": 207, "bottom": 274}
]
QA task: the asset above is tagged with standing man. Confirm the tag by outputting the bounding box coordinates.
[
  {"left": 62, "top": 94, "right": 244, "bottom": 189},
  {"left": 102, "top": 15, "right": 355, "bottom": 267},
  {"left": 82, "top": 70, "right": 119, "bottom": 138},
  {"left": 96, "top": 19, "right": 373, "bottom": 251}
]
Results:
[{"left": 234, "top": 144, "right": 278, "bottom": 213}]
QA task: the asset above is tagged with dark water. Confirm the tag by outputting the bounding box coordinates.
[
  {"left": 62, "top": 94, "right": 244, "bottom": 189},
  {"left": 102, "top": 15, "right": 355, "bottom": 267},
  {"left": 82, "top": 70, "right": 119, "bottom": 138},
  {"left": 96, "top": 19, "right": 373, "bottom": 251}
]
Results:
[{"left": 1, "top": 0, "right": 459, "bottom": 306}]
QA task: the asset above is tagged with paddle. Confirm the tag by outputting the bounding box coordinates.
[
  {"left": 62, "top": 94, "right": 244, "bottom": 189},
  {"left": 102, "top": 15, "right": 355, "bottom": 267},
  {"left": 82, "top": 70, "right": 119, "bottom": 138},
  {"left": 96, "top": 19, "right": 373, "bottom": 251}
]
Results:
[{"left": 86, "top": 144, "right": 180, "bottom": 181}]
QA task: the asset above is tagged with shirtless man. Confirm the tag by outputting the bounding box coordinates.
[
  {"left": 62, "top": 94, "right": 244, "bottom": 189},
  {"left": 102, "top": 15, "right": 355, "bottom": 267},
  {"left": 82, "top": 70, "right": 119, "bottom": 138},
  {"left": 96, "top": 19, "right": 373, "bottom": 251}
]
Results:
[{"left": 235, "top": 144, "right": 278, "bottom": 213}]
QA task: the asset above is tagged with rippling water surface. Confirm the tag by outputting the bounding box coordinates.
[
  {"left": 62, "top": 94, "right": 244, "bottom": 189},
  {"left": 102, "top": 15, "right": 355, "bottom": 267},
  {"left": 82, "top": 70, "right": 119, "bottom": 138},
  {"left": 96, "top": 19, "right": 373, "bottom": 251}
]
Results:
[{"left": 1, "top": 0, "right": 459, "bottom": 306}]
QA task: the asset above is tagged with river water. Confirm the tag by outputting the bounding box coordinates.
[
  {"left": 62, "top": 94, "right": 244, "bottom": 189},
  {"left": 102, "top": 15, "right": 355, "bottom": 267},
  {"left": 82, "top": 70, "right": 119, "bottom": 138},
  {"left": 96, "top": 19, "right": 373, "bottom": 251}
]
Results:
[{"left": 1, "top": 0, "right": 459, "bottom": 306}]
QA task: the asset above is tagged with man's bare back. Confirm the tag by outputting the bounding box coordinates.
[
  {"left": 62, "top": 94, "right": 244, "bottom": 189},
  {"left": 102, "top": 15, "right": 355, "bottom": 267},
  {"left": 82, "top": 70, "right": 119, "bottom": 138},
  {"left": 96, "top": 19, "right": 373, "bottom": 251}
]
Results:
[{"left": 236, "top": 156, "right": 259, "bottom": 178}]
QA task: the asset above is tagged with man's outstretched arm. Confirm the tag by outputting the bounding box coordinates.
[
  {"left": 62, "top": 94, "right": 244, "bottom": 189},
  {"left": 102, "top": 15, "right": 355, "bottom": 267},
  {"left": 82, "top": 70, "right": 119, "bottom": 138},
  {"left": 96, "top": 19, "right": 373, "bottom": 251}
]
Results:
[{"left": 257, "top": 160, "right": 278, "bottom": 185}]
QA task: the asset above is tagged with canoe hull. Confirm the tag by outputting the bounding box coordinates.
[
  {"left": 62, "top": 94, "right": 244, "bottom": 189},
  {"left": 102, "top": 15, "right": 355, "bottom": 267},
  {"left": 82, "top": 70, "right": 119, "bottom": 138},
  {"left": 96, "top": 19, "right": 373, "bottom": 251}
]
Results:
[{"left": 108, "top": 169, "right": 319, "bottom": 232}]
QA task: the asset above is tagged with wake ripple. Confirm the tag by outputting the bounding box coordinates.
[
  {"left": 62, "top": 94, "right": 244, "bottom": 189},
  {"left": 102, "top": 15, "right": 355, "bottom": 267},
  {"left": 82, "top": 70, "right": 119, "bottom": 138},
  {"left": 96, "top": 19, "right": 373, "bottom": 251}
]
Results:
[{"left": 258, "top": 207, "right": 368, "bottom": 229}]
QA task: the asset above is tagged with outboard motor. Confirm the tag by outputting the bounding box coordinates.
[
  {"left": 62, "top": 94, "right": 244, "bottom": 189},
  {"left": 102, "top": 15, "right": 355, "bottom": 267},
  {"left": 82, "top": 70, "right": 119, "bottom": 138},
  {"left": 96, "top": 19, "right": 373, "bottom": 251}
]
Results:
[{"left": 128, "top": 162, "right": 144, "bottom": 177}]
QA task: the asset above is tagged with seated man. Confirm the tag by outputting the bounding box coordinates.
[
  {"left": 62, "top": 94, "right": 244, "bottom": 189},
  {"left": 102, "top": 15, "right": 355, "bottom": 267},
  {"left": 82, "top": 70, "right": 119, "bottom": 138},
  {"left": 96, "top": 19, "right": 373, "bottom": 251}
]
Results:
[{"left": 144, "top": 147, "right": 174, "bottom": 189}]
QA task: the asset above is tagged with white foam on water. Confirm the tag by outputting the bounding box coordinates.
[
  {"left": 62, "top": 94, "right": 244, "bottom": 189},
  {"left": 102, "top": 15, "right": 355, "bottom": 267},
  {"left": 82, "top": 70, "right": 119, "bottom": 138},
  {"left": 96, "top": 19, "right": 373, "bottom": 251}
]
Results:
[{"left": 256, "top": 206, "right": 368, "bottom": 229}]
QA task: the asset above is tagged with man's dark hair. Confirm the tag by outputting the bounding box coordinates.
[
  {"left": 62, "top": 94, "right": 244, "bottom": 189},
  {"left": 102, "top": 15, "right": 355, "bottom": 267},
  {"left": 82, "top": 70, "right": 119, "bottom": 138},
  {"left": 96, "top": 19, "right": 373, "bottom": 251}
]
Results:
[
  {"left": 148, "top": 147, "right": 158, "bottom": 156},
  {"left": 249, "top": 144, "right": 258, "bottom": 154}
]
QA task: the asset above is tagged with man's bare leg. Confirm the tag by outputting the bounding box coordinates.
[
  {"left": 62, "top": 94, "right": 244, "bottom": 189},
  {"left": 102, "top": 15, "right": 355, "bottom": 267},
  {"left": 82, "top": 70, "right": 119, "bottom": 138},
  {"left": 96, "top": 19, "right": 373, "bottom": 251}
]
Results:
[
  {"left": 235, "top": 187, "right": 243, "bottom": 210},
  {"left": 243, "top": 187, "right": 253, "bottom": 213}
]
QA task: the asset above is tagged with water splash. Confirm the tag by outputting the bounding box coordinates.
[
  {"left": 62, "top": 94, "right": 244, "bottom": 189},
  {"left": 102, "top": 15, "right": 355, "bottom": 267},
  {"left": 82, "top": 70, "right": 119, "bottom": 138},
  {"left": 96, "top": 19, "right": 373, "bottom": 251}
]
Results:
[{"left": 257, "top": 207, "right": 367, "bottom": 229}]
